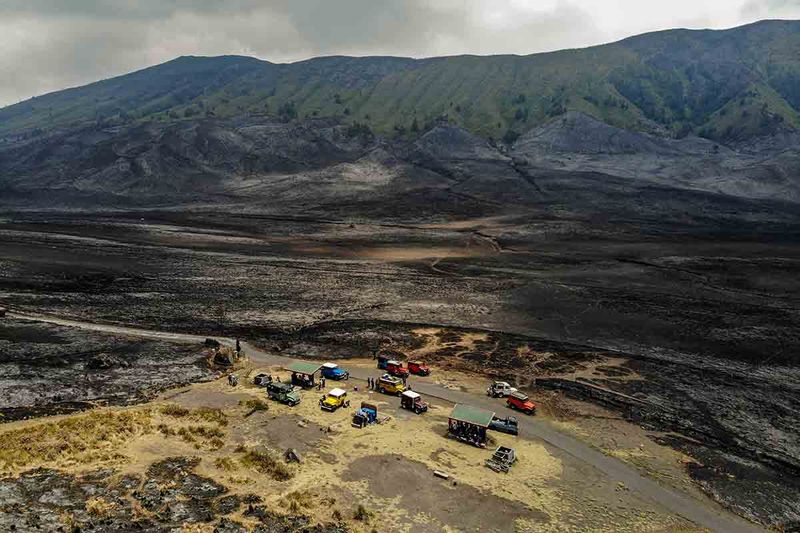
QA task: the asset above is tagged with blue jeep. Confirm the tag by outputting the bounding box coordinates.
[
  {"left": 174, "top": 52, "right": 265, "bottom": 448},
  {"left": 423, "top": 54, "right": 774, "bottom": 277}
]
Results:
[
  {"left": 352, "top": 402, "right": 378, "bottom": 428},
  {"left": 321, "top": 362, "right": 349, "bottom": 380}
]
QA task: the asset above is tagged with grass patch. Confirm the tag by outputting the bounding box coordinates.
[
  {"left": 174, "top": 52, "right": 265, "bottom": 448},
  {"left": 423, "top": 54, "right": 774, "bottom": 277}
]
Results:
[
  {"left": 160, "top": 404, "right": 227, "bottom": 427},
  {"left": 158, "top": 423, "right": 225, "bottom": 450},
  {"left": 193, "top": 407, "right": 228, "bottom": 427},
  {"left": 0, "top": 409, "right": 152, "bottom": 470},
  {"left": 214, "top": 457, "right": 237, "bottom": 471},
  {"left": 283, "top": 490, "right": 314, "bottom": 513},
  {"left": 159, "top": 404, "right": 190, "bottom": 417},
  {"left": 241, "top": 398, "right": 269, "bottom": 417},
  {"left": 238, "top": 448, "right": 294, "bottom": 481}
]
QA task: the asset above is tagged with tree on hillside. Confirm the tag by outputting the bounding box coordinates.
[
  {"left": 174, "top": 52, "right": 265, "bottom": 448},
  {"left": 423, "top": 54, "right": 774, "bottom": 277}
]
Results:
[
  {"left": 502, "top": 129, "right": 520, "bottom": 145},
  {"left": 278, "top": 101, "right": 298, "bottom": 122}
]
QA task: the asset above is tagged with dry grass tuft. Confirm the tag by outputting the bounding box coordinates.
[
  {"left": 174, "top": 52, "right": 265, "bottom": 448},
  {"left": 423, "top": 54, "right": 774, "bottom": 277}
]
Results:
[
  {"left": 85, "top": 496, "right": 117, "bottom": 518},
  {"left": 238, "top": 448, "right": 293, "bottom": 481},
  {"left": 283, "top": 490, "right": 314, "bottom": 513},
  {"left": 159, "top": 404, "right": 190, "bottom": 417},
  {"left": 158, "top": 423, "right": 225, "bottom": 450},
  {"left": 213, "top": 457, "right": 237, "bottom": 471},
  {"left": 160, "top": 404, "right": 227, "bottom": 427},
  {"left": 193, "top": 407, "right": 228, "bottom": 427},
  {"left": 241, "top": 398, "right": 269, "bottom": 417},
  {"left": 0, "top": 409, "right": 152, "bottom": 470}
]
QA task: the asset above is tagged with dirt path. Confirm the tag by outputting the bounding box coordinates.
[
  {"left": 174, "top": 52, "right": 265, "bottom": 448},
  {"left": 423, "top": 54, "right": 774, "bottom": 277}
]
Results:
[{"left": 6, "top": 310, "right": 765, "bottom": 533}]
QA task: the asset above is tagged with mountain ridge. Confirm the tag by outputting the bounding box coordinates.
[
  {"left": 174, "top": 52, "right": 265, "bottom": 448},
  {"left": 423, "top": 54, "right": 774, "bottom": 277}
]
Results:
[{"left": 2, "top": 19, "right": 800, "bottom": 145}]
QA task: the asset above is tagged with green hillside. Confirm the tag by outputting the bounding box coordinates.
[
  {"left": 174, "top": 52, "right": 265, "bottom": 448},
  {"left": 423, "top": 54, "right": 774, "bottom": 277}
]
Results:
[{"left": 2, "top": 19, "right": 799, "bottom": 143}]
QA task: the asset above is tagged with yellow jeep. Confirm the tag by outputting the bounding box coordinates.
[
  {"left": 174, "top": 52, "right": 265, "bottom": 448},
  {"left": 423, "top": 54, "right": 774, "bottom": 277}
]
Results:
[
  {"left": 320, "top": 388, "right": 349, "bottom": 411},
  {"left": 377, "top": 375, "right": 406, "bottom": 395}
]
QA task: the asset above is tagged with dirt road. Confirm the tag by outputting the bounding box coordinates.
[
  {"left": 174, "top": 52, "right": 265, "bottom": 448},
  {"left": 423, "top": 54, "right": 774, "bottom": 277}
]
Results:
[{"left": 7, "top": 310, "right": 765, "bottom": 533}]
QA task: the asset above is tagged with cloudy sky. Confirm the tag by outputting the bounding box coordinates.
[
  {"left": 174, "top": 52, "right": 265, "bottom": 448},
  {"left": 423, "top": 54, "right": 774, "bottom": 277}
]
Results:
[{"left": 1, "top": 0, "right": 799, "bottom": 107}]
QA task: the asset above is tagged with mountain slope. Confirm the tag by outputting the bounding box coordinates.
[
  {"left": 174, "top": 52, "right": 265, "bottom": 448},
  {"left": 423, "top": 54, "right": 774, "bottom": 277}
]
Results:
[
  {"left": 512, "top": 112, "right": 800, "bottom": 201},
  {"left": 2, "top": 20, "right": 800, "bottom": 143}
]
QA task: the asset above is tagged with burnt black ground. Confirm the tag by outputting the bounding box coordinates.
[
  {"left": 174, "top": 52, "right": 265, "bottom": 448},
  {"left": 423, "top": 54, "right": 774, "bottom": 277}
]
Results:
[
  {"left": 0, "top": 457, "right": 345, "bottom": 532},
  {"left": 1, "top": 118, "right": 799, "bottom": 529},
  {"left": 0, "top": 208, "right": 798, "bottom": 529},
  {"left": 0, "top": 317, "right": 215, "bottom": 420}
]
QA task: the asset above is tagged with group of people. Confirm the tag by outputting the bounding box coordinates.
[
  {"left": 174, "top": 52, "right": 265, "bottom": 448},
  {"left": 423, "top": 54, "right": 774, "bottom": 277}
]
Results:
[
  {"left": 449, "top": 420, "right": 486, "bottom": 446},
  {"left": 317, "top": 375, "right": 327, "bottom": 390},
  {"left": 291, "top": 372, "right": 314, "bottom": 388}
]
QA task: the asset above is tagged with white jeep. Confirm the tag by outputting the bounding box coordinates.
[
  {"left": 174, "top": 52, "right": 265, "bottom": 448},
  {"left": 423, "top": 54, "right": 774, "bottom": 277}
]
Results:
[{"left": 486, "top": 381, "right": 517, "bottom": 398}]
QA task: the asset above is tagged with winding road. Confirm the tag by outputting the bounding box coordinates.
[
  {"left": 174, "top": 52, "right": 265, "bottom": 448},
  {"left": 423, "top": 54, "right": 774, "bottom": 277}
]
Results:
[{"left": 7, "top": 310, "right": 764, "bottom": 533}]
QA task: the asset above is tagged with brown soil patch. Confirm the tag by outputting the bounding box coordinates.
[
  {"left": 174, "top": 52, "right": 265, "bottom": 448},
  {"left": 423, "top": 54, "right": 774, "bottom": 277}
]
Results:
[
  {"left": 231, "top": 413, "right": 327, "bottom": 455},
  {"left": 293, "top": 244, "right": 495, "bottom": 262},
  {"left": 166, "top": 388, "right": 252, "bottom": 409},
  {"left": 343, "top": 454, "right": 548, "bottom": 532}
]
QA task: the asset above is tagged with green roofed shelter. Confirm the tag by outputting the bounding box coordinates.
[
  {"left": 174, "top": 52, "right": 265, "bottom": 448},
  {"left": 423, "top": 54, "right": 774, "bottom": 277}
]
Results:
[
  {"left": 449, "top": 404, "right": 495, "bottom": 428},
  {"left": 448, "top": 404, "right": 495, "bottom": 447},
  {"left": 447, "top": 404, "right": 494, "bottom": 448},
  {"left": 285, "top": 361, "right": 322, "bottom": 389},
  {"left": 285, "top": 361, "right": 322, "bottom": 375}
]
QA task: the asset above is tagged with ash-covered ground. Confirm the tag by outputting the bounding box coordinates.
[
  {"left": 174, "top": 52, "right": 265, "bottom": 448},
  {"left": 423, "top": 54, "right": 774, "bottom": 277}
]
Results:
[
  {"left": 1, "top": 116, "right": 799, "bottom": 529},
  {"left": 0, "top": 317, "right": 215, "bottom": 420},
  {"left": 0, "top": 457, "right": 345, "bottom": 532},
  {"left": 0, "top": 209, "right": 798, "bottom": 528}
]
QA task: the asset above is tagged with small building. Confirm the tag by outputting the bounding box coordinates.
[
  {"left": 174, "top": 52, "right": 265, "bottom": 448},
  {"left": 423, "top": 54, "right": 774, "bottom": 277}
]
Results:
[
  {"left": 284, "top": 361, "right": 322, "bottom": 389},
  {"left": 448, "top": 404, "right": 495, "bottom": 447}
]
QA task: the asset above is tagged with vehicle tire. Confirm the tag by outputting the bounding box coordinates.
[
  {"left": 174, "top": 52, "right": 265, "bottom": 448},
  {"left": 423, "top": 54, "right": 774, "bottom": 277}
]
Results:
[{"left": 379, "top": 387, "right": 385, "bottom": 394}]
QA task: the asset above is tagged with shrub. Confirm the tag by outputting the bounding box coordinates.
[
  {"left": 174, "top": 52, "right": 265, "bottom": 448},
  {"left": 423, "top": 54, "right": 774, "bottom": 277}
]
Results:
[
  {"left": 241, "top": 399, "right": 269, "bottom": 417},
  {"left": 353, "top": 504, "right": 373, "bottom": 522}
]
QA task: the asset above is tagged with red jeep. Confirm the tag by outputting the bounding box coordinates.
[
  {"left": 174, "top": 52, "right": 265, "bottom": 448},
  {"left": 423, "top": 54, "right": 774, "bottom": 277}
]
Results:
[
  {"left": 407, "top": 360, "right": 430, "bottom": 376},
  {"left": 507, "top": 392, "right": 536, "bottom": 415},
  {"left": 386, "top": 360, "right": 409, "bottom": 378}
]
